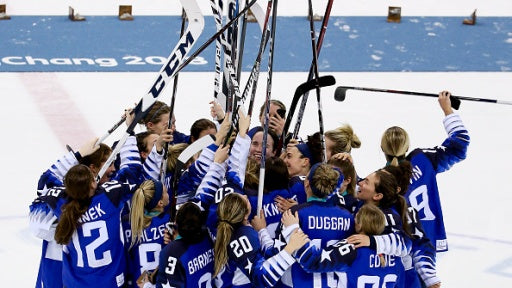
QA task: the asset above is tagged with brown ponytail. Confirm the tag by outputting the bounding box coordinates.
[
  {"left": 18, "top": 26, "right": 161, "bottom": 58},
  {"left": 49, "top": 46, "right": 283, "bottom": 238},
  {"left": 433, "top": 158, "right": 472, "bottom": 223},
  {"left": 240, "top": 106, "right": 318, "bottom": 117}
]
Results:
[{"left": 55, "top": 165, "right": 94, "bottom": 245}]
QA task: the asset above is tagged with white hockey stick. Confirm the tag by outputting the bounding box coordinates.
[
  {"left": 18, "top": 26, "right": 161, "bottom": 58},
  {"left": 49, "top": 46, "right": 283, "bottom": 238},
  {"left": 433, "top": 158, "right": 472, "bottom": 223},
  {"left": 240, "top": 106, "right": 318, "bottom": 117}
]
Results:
[{"left": 96, "top": 0, "right": 205, "bottom": 182}]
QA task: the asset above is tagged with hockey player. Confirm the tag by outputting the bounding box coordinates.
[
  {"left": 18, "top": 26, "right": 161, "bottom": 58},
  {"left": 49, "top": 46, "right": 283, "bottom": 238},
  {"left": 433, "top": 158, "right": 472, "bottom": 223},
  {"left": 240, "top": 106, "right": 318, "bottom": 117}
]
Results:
[
  {"left": 273, "top": 163, "right": 354, "bottom": 288},
  {"left": 149, "top": 202, "right": 214, "bottom": 288},
  {"left": 327, "top": 153, "right": 359, "bottom": 213},
  {"left": 296, "top": 203, "right": 406, "bottom": 288},
  {"left": 123, "top": 180, "right": 170, "bottom": 287},
  {"left": 280, "top": 132, "right": 323, "bottom": 207},
  {"left": 213, "top": 193, "right": 309, "bottom": 288},
  {"left": 42, "top": 164, "right": 135, "bottom": 288},
  {"left": 245, "top": 157, "right": 292, "bottom": 238},
  {"left": 380, "top": 90, "right": 470, "bottom": 252},
  {"left": 324, "top": 123, "right": 361, "bottom": 160},
  {"left": 381, "top": 164, "right": 441, "bottom": 288},
  {"left": 30, "top": 126, "right": 143, "bottom": 288},
  {"left": 30, "top": 138, "right": 116, "bottom": 288}
]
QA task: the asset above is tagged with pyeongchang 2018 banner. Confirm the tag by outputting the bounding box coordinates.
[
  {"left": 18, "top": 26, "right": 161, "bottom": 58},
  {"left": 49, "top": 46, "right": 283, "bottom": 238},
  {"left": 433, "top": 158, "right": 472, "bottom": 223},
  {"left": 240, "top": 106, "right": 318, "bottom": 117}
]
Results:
[{"left": 1, "top": 16, "right": 511, "bottom": 72}]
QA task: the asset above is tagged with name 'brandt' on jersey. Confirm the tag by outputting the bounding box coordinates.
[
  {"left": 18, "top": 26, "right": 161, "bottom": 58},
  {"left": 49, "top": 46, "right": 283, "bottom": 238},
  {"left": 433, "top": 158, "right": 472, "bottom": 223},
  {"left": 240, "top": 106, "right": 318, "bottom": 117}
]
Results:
[{"left": 307, "top": 216, "right": 351, "bottom": 231}]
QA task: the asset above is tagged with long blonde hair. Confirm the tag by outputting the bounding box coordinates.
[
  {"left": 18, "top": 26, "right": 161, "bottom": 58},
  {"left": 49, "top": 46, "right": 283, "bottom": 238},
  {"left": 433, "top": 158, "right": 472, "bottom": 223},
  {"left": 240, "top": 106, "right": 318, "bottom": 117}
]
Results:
[
  {"left": 166, "top": 143, "right": 189, "bottom": 172},
  {"left": 381, "top": 126, "right": 410, "bottom": 166},
  {"left": 214, "top": 193, "right": 249, "bottom": 277},
  {"left": 325, "top": 124, "right": 361, "bottom": 154},
  {"left": 129, "top": 180, "right": 164, "bottom": 248}
]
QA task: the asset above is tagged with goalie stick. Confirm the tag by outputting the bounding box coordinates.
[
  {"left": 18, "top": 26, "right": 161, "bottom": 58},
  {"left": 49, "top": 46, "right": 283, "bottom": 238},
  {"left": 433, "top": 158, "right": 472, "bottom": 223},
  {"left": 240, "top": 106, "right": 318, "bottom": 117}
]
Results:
[
  {"left": 96, "top": 0, "right": 204, "bottom": 182},
  {"left": 276, "top": 75, "right": 336, "bottom": 155}
]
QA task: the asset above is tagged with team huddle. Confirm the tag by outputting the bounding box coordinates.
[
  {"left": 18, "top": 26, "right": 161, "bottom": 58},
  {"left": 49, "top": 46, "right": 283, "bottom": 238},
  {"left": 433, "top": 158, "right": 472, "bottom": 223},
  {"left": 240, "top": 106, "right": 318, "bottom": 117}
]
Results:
[{"left": 29, "top": 90, "right": 469, "bottom": 288}]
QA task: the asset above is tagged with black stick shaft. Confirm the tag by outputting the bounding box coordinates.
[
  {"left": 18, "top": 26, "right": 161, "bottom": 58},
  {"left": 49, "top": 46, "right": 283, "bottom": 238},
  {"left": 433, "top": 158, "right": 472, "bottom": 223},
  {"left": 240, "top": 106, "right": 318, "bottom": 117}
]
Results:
[
  {"left": 292, "top": 0, "right": 334, "bottom": 140},
  {"left": 257, "top": 0, "right": 278, "bottom": 213},
  {"left": 307, "top": 0, "right": 327, "bottom": 163},
  {"left": 337, "top": 86, "right": 463, "bottom": 109},
  {"left": 160, "top": 10, "right": 187, "bottom": 184}
]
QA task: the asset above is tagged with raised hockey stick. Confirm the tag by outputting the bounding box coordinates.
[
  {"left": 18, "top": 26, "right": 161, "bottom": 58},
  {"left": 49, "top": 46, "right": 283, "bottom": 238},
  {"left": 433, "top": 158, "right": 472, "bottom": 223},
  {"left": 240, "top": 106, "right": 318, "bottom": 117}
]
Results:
[
  {"left": 159, "top": 9, "right": 187, "bottom": 183},
  {"left": 96, "top": 0, "right": 257, "bottom": 182},
  {"left": 245, "top": 0, "right": 273, "bottom": 117},
  {"left": 211, "top": 0, "right": 224, "bottom": 112},
  {"left": 94, "top": 110, "right": 134, "bottom": 146},
  {"left": 221, "top": 7, "right": 273, "bottom": 147},
  {"left": 236, "top": 0, "right": 249, "bottom": 81},
  {"left": 334, "top": 86, "right": 463, "bottom": 110},
  {"left": 291, "top": 0, "right": 334, "bottom": 140},
  {"left": 217, "top": 0, "right": 272, "bottom": 148},
  {"left": 257, "top": 0, "right": 279, "bottom": 213},
  {"left": 173, "top": 0, "right": 257, "bottom": 77},
  {"left": 276, "top": 75, "right": 336, "bottom": 155},
  {"left": 335, "top": 85, "right": 512, "bottom": 108},
  {"left": 306, "top": 0, "right": 328, "bottom": 163},
  {"left": 95, "top": 0, "right": 204, "bottom": 182}
]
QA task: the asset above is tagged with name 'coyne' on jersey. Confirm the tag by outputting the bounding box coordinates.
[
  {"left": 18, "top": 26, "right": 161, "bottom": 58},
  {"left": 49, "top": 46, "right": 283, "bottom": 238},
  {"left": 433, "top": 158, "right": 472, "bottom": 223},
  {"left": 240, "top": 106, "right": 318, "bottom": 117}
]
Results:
[{"left": 307, "top": 216, "right": 351, "bottom": 231}]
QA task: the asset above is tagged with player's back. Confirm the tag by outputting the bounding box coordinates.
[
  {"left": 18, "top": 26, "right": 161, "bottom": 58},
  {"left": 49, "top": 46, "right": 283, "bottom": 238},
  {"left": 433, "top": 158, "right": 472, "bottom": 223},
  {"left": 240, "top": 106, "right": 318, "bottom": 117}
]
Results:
[{"left": 347, "top": 247, "right": 405, "bottom": 288}]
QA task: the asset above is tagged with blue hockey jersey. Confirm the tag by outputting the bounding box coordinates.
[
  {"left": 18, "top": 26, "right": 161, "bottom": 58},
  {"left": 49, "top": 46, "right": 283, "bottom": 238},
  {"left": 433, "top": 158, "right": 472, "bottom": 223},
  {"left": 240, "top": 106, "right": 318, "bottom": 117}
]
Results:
[
  {"left": 245, "top": 187, "right": 292, "bottom": 238},
  {"left": 214, "top": 225, "right": 296, "bottom": 288},
  {"left": 297, "top": 239, "right": 405, "bottom": 288},
  {"left": 41, "top": 181, "right": 133, "bottom": 288},
  {"left": 155, "top": 233, "right": 214, "bottom": 288},
  {"left": 283, "top": 200, "right": 355, "bottom": 288},
  {"left": 404, "top": 113, "right": 469, "bottom": 252},
  {"left": 123, "top": 210, "right": 170, "bottom": 288}
]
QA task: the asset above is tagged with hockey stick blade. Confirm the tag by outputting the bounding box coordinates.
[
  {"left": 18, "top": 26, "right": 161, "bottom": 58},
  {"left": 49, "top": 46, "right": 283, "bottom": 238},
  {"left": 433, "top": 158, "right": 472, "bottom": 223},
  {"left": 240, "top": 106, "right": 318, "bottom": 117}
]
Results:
[
  {"left": 177, "top": 134, "right": 215, "bottom": 167},
  {"left": 334, "top": 86, "right": 347, "bottom": 102},
  {"left": 277, "top": 75, "right": 336, "bottom": 154},
  {"left": 295, "top": 75, "right": 336, "bottom": 99}
]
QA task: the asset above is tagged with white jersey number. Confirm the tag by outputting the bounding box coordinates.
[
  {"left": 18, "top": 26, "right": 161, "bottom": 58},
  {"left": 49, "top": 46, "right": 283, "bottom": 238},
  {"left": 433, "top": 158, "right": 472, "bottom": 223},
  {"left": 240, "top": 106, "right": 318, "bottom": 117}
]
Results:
[
  {"left": 311, "top": 239, "right": 347, "bottom": 288},
  {"left": 72, "top": 220, "right": 112, "bottom": 268},
  {"left": 357, "top": 274, "right": 398, "bottom": 287},
  {"left": 198, "top": 272, "right": 212, "bottom": 288},
  {"left": 408, "top": 185, "right": 435, "bottom": 220},
  {"left": 230, "top": 236, "right": 253, "bottom": 258},
  {"left": 138, "top": 243, "right": 162, "bottom": 274}
]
